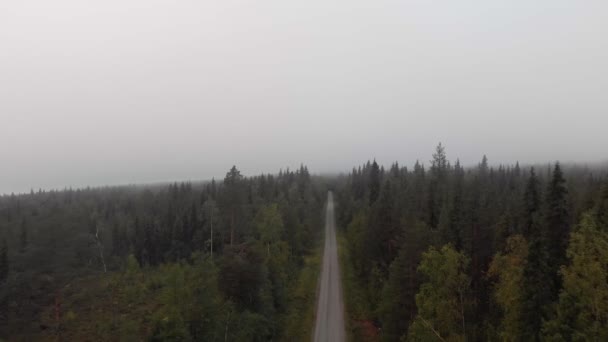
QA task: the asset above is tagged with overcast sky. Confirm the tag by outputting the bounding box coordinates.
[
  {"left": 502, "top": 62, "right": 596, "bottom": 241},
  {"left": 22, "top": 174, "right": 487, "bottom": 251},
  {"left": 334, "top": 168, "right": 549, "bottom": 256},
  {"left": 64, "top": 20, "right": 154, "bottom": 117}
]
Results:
[{"left": 1, "top": 1, "right": 607, "bottom": 194}]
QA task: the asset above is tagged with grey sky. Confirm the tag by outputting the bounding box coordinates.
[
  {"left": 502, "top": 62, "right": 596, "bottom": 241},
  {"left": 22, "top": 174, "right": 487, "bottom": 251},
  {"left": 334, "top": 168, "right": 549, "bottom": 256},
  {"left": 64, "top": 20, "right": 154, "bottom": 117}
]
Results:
[{"left": 1, "top": 1, "right": 607, "bottom": 194}]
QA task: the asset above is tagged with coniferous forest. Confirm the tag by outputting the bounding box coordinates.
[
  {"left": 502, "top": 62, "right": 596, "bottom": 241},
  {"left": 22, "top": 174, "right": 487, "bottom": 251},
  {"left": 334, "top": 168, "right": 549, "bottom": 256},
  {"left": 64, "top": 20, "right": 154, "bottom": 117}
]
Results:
[
  {"left": 0, "top": 166, "right": 327, "bottom": 341},
  {"left": 1, "top": 145, "right": 608, "bottom": 341},
  {"left": 3, "top": 1, "right": 607, "bottom": 341},
  {"left": 335, "top": 144, "right": 608, "bottom": 341}
]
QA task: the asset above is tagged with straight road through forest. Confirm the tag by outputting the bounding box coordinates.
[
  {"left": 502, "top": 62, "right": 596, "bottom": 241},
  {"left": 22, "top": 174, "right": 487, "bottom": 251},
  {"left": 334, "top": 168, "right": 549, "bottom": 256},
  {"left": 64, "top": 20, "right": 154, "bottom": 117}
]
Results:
[{"left": 313, "top": 192, "right": 345, "bottom": 342}]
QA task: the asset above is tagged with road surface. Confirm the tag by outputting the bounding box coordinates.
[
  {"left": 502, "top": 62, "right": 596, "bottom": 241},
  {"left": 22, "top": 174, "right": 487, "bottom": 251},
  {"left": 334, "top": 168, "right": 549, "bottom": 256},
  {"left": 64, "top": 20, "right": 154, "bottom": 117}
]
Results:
[{"left": 313, "top": 192, "right": 345, "bottom": 342}]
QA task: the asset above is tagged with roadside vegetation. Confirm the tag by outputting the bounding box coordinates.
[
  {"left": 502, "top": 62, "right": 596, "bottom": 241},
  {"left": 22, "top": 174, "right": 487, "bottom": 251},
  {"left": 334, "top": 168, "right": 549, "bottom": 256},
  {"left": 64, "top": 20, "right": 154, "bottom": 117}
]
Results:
[
  {"left": 281, "top": 245, "right": 322, "bottom": 341},
  {"left": 337, "top": 233, "right": 378, "bottom": 341}
]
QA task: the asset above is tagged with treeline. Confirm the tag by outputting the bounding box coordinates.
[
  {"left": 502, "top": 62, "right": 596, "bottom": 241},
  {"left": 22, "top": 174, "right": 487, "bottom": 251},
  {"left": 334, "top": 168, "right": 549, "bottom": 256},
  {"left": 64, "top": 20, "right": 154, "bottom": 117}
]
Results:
[
  {"left": 336, "top": 144, "right": 608, "bottom": 341},
  {"left": 0, "top": 165, "right": 325, "bottom": 341}
]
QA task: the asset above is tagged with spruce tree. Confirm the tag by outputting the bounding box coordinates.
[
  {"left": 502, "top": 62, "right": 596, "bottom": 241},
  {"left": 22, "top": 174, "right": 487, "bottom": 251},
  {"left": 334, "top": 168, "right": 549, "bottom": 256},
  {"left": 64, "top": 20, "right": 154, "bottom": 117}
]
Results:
[
  {"left": 428, "top": 143, "right": 448, "bottom": 229},
  {"left": 440, "top": 159, "right": 464, "bottom": 248},
  {"left": 379, "top": 220, "right": 432, "bottom": 340},
  {"left": 520, "top": 168, "right": 551, "bottom": 341},
  {"left": 369, "top": 160, "right": 381, "bottom": 205},
  {"left": 521, "top": 229, "right": 551, "bottom": 341},
  {"left": 222, "top": 166, "right": 245, "bottom": 245},
  {"left": 543, "top": 162, "right": 570, "bottom": 296},
  {"left": 522, "top": 168, "right": 540, "bottom": 238},
  {"left": 368, "top": 180, "right": 398, "bottom": 270}
]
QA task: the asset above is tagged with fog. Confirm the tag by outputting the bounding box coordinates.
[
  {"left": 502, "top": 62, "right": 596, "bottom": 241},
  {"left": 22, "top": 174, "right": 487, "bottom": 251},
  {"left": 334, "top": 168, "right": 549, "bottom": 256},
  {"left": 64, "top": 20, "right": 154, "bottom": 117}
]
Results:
[{"left": 1, "top": 0, "right": 607, "bottom": 194}]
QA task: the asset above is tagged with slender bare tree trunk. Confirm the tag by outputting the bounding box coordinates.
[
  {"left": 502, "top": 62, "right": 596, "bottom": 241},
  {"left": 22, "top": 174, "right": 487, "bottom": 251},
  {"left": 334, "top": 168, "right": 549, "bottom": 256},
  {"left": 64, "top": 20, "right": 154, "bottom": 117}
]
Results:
[
  {"left": 420, "top": 316, "right": 446, "bottom": 342},
  {"left": 224, "top": 309, "right": 232, "bottom": 342}
]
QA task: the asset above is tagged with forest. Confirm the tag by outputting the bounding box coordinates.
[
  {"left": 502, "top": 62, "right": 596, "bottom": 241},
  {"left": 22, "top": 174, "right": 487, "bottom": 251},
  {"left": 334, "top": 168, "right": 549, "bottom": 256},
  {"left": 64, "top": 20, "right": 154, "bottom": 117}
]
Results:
[
  {"left": 335, "top": 144, "right": 608, "bottom": 341},
  {"left": 0, "top": 165, "right": 327, "bottom": 341},
  {"left": 1, "top": 145, "right": 607, "bottom": 341}
]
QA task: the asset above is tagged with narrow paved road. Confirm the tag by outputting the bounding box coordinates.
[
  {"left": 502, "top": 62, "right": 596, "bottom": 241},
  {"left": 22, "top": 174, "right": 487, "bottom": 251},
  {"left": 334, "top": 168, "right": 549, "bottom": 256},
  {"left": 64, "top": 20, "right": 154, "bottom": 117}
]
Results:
[{"left": 313, "top": 192, "right": 345, "bottom": 342}]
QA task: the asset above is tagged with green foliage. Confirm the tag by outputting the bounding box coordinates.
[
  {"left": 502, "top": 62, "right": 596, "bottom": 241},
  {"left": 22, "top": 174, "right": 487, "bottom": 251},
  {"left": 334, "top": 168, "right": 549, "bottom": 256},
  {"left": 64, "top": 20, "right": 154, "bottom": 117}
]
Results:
[
  {"left": 282, "top": 247, "right": 321, "bottom": 341},
  {"left": 254, "top": 204, "right": 284, "bottom": 255},
  {"left": 543, "top": 214, "right": 608, "bottom": 341},
  {"left": 335, "top": 146, "right": 608, "bottom": 342},
  {"left": 488, "top": 235, "right": 528, "bottom": 341},
  {"left": 543, "top": 163, "right": 570, "bottom": 290},
  {"left": 220, "top": 165, "right": 247, "bottom": 245},
  {"left": 338, "top": 233, "right": 376, "bottom": 341},
  {"left": 379, "top": 220, "right": 432, "bottom": 341},
  {"left": 346, "top": 211, "right": 369, "bottom": 278},
  {"left": 406, "top": 245, "right": 470, "bottom": 342},
  {"left": 521, "top": 226, "right": 553, "bottom": 341},
  {"left": 150, "top": 255, "right": 224, "bottom": 341},
  {"left": 334, "top": 146, "right": 607, "bottom": 342},
  {"left": 0, "top": 164, "right": 323, "bottom": 340}
]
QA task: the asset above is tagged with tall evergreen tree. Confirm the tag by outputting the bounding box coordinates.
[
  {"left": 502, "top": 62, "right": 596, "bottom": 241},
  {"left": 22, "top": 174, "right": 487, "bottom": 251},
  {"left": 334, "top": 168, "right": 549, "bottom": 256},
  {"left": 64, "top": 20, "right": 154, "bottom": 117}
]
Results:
[
  {"left": 543, "top": 163, "right": 570, "bottom": 296},
  {"left": 369, "top": 160, "right": 381, "bottom": 205},
  {"left": 379, "top": 220, "right": 432, "bottom": 340},
  {"left": 518, "top": 167, "right": 550, "bottom": 340},
  {"left": 368, "top": 180, "right": 399, "bottom": 271},
  {"left": 440, "top": 159, "right": 464, "bottom": 248},
  {"left": 222, "top": 166, "right": 246, "bottom": 245},
  {"left": 522, "top": 168, "right": 541, "bottom": 238},
  {"left": 428, "top": 143, "right": 448, "bottom": 229}
]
